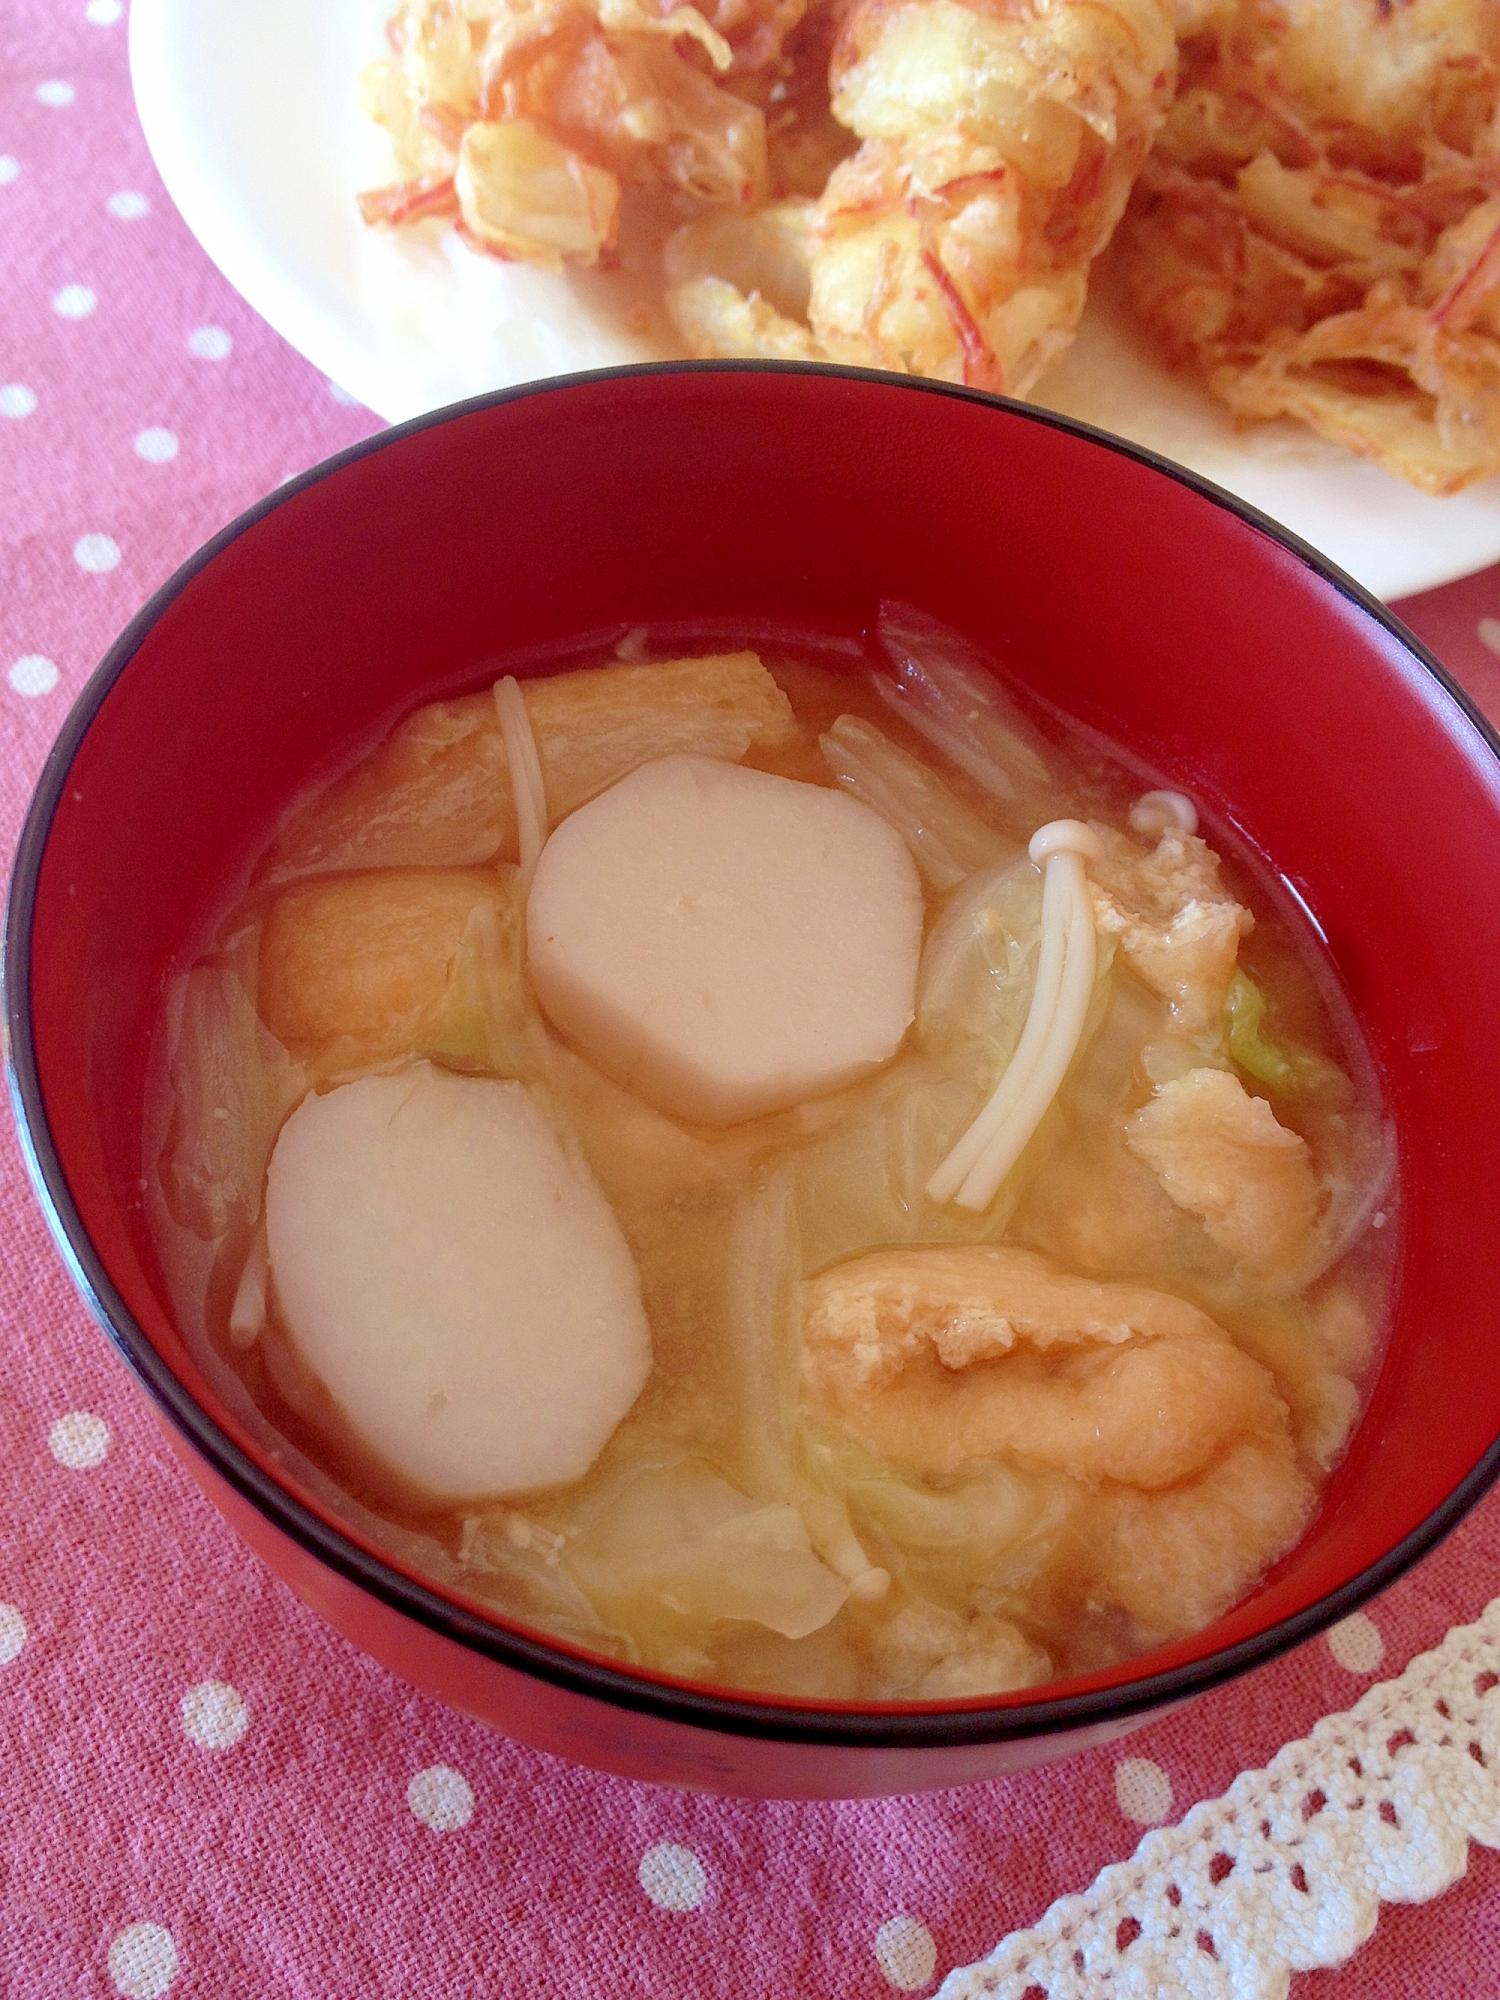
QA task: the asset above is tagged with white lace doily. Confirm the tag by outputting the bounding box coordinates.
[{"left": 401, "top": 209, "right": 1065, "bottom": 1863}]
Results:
[{"left": 940, "top": 1597, "right": 1500, "bottom": 1998}]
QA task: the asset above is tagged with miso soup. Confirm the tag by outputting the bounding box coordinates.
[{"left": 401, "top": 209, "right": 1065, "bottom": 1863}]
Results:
[{"left": 147, "top": 608, "right": 1394, "bottom": 1701}]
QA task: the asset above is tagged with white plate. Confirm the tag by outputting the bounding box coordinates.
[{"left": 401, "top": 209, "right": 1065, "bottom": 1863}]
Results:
[{"left": 129, "top": 0, "right": 1500, "bottom": 601}]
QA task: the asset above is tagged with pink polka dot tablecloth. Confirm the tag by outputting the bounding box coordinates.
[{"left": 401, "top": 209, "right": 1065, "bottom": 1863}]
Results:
[{"left": 6, "top": 6, "right": 1500, "bottom": 1997}]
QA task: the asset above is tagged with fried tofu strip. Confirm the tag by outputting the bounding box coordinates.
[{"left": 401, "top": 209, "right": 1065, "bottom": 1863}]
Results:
[
  {"left": 259, "top": 868, "right": 521, "bottom": 1075},
  {"left": 1124, "top": 1065, "right": 1322, "bottom": 1280},
  {"left": 1088, "top": 822, "right": 1253, "bottom": 1036},
  {"left": 802, "top": 1242, "right": 1289, "bottom": 1488},
  {"left": 268, "top": 652, "right": 797, "bottom": 879},
  {"left": 1091, "top": 1432, "right": 1314, "bottom": 1640}
]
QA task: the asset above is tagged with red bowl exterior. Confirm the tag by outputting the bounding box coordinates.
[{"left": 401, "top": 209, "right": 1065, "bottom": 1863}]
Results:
[{"left": 10, "top": 362, "right": 1500, "bottom": 1798}]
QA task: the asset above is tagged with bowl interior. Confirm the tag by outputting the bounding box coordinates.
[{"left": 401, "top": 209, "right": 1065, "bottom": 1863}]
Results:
[{"left": 17, "top": 363, "right": 1500, "bottom": 1725}]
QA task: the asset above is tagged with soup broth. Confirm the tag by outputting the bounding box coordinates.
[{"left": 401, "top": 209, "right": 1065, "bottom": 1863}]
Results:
[{"left": 147, "top": 611, "right": 1394, "bottom": 1702}]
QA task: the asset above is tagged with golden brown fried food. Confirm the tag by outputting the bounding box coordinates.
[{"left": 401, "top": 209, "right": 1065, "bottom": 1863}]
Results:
[
  {"left": 667, "top": 0, "right": 1178, "bottom": 391},
  {"left": 1124, "top": 1065, "right": 1322, "bottom": 1279},
  {"left": 802, "top": 1240, "right": 1318, "bottom": 1652},
  {"left": 801, "top": 1242, "right": 1290, "bottom": 1486},
  {"left": 358, "top": 0, "right": 802, "bottom": 269},
  {"left": 1120, "top": 0, "right": 1500, "bottom": 492},
  {"left": 259, "top": 868, "right": 518, "bottom": 1075},
  {"left": 268, "top": 652, "right": 796, "bottom": 879}
]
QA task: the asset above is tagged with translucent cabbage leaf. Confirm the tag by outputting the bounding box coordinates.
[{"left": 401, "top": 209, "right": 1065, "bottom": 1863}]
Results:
[
  {"left": 916, "top": 855, "right": 1043, "bottom": 1064},
  {"left": 721, "top": 1168, "right": 804, "bottom": 1501},
  {"left": 874, "top": 602, "right": 1057, "bottom": 824},
  {"left": 1302, "top": 1112, "right": 1398, "bottom": 1288},
  {"left": 157, "top": 960, "right": 305, "bottom": 1242},
  {"left": 819, "top": 714, "right": 1017, "bottom": 890},
  {"left": 456, "top": 1512, "right": 627, "bottom": 1657},
  {"left": 426, "top": 870, "right": 548, "bottom": 1081},
  {"left": 793, "top": 1060, "right": 1015, "bottom": 1273},
  {"left": 566, "top": 1458, "right": 848, "bottom": 1641},
  {"left": 803, "top": 1418, "right": 1074, "bottom": 1619},
  {"left": 793, "top": 852, "right": 1121, "bottom": 1265},
  {"left": 1224, "top": 970, "right": 1349, "bottom": 1100}
]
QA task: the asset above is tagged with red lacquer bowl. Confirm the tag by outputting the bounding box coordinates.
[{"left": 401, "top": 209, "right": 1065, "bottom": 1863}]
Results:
[{"left": 9, "top": 364, "right": 1500, "bottom": 1799}]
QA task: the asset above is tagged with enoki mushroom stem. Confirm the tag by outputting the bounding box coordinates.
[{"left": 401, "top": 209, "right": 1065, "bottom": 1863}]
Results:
[
  {"left": 800, "top": 1493, "right": 892, "bottom": 1603},
  {"left": 493, "top": 674, "right": 549, "bottom": 887},
  {"left": 927, "top": 819, "right": 1103, "bottom": 1213}
]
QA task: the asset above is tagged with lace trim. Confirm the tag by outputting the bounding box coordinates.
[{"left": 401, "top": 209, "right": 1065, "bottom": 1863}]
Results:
[{"left": 939, "top": 1598, "right": 1500, "bottom": 1999}]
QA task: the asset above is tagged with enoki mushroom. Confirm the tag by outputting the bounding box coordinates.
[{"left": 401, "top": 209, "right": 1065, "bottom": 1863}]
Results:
[
  {"left": 927, "top": 819, "right": 1104, "bottom": 1212},
  {"left": 493, "top": 674, "right": 549, "bottom": 886},
  {"left": 1129, "top": 788, "right": 1198, "bottom": 839}
]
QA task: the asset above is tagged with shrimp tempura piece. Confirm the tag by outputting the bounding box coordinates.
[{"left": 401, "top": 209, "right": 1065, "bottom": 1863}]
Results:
[{"left": 669, "top": 0, "right": 1177, "bottom": 392}]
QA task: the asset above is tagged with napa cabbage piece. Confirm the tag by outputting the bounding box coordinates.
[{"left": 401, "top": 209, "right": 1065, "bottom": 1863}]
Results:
[
  {"left": 157, "top": 955, "right": 306, "bottom": 1243},
  {"left": 431, "top": 885, "right": 549, "bottom": 1080},
  {"left": 1304, "top": 1119, "right": 1397, "bottom": 1288},
  {"left": 1224, "top": 968, "right": 1348, "bottom": 1100},
  {"left": 800, "top": 1420, "right": 1065, "bottom": 1692},
  {"left": 792, "top": 1060, "right": 1013, "bottom": 1273},
  {"left": 567, "top": 1458, "right": 849, "bottom": 1641},
  {"left": 258, "top": 868, "right": 536, "bottom": 1083},
  {"left": 718, "top": 1171, "right": 890, "bottom": 1597},
  {"left": 456, "top": 1511, "right": 633, "bottom": 1659},
  {"left": 722, "top": 1168, "right": 804, "bottom": 1502},
  {"left": 794, "top": 848, "right": 1116, "bottom": 1268},
  {"left": 873, "top": 603, "right": 1061, "bottom": 832},
  {"left": 917, "top": 853, "right": 1044, "bottom": 1060},
  {"left": 819, "top": 713, "right": 1017, "bottom": 890},
  {"left": 807, "top": 1418, "right": 1071, "bottom": 1599}
]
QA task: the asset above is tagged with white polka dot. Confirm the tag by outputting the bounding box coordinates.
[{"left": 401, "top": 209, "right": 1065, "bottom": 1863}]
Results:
[
  {"left": 874, "top": 1916, "right": 938, "bottom": 1991},
  {"left": 638, "top": 1841, "right": 707, "bottom": 1912},
  {"left": 48, "top": 1410, "right": 110, "bottom": 1468},
  {"left": 10, "top": 655, "right": 59, "bottom": 697},
  {"left": 87, "top": 0, "right": 124, "bottom": 20},
  {"left": 10, "top": 656, "right": 59, "bottom": 697},
  {"left": 0, "top": 157, "right": 18, "bottom": 185},
  {"left": 73, "top": 534, "right": 121, "bottom": 574},
  {"left": 108, "top": 1923, "right": 177, "bottom": 2000},
  {"left": 52, "top": 285, "right": 96, "bottom": 319},
  {"left": 1327, "top": 1611, "right": 1385, "bottom": 1675},
  {"left": 107, "top": 190, "right": 149, "bottom": 221},
  {"left": 134, "top": 428, "right": 178, "bottom": 463},
  {"left": 1115, "top": 1756, "right": 1173, "bottom": 1825},
  {"left": 0, "top": 1604, "right": 27, "bottom": 1666},
  {"left": 406, "top": 1764, "right": 474, "bottom": 1832},
  {"left": 188, "top": 326, "right": 232, "bottom": 362},
  {"left": 35, "top": 80, "right": 76, "bottom": 107},
  {"left": 181, "top": 1679, "right": 249, "bottom": 1749},
  {"left": 1478, "top": 617, "right": 1500, "bottom": 659},
  {"left": 0, "top": 384, "right": 37, "bottom": 418}
]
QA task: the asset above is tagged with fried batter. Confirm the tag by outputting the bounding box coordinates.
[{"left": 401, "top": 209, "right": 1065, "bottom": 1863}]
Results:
[
  {"left": 1120, "top": 0, "right": 1500, "bottom": 492},
  {"left": 668, "top": 0, "right": 1177, "bottom": 390}
]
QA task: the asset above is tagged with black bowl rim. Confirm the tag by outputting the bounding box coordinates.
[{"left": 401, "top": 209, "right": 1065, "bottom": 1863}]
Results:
[{"left": 9, "top": 357, "right": 1500, "bottom": 1757}]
